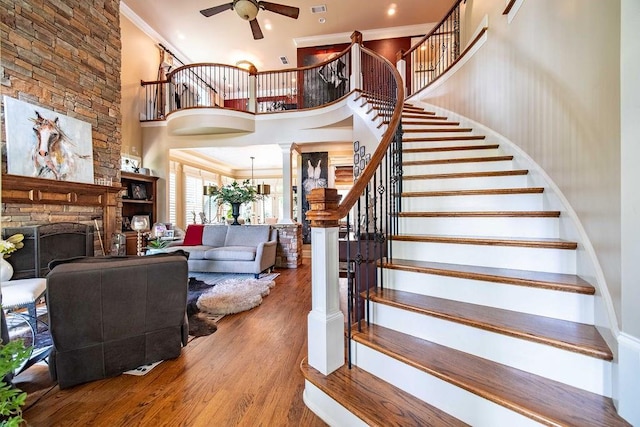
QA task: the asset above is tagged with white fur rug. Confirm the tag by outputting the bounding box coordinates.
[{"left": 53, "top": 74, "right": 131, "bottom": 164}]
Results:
[{"left": 196, "top": 278, "right": 276, "bottom": 315}]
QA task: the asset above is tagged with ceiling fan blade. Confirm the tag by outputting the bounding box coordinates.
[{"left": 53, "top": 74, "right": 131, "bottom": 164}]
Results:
[
  {"left": 249, "top": 18, "right": 264, "bottom": 40},
  {"left": 200, "top": 3, "right": 234, "bottom": 17},
  {"left": 259, "top": 1, "right": 300, "bottom": 19}
]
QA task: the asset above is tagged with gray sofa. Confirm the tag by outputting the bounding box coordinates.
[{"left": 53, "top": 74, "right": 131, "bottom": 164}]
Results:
[
  {"left": 167, "top": 224, "right": 277, "bottom": 277},
  {"left": 46, "top": 252, "right": 189, "bottom": 389}
]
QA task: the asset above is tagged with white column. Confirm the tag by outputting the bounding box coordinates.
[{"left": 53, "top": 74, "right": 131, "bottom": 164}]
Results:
[
  {"left": 307, "top": 226, "right": 344, "bottom": 375},
  {"left": 278, "top": 142, "right": 295, "bottom": 224}
]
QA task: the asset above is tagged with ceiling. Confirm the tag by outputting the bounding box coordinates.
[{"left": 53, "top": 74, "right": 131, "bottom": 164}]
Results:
[{"left": 121, "top": 0, "right": 455, "bottom": 174}]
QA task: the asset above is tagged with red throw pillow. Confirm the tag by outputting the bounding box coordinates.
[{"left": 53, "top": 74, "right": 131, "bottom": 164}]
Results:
[{"left": 182, "top": 224, "right": 205, "bottom": 246}]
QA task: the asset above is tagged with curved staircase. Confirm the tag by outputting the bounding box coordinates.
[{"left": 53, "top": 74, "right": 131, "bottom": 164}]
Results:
[{"left": 302, "top": 102, "right": 630, "bottom": 426}]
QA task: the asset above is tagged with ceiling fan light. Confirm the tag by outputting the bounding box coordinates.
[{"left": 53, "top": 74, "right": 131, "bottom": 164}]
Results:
[{"left": 234, "top": 0, "right": 259, "bottom": 20}]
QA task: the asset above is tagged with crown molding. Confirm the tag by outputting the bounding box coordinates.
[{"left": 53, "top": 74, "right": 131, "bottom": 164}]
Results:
[{"left": 120, "top": 2, "right": 192, "bottom": 64}]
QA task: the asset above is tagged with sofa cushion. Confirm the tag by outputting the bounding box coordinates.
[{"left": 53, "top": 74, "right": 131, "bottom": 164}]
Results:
[
  {"left": 201, "top": 225, "right": 228, "bottom": 247},
  {"left": 204, "top": 246, "right": 256, "bottom": 261},
  {"left": 183, "top": 225, "right": 205, "bottom": 245},
  {"left": 224, "top": 225, "right": 270, "bottom": 247}
]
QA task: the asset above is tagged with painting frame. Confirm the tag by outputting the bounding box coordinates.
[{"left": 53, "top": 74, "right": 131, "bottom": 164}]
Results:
[
  {"left": 130, "top": 183, "right": 147, "bottom": 200},
  {"left": 3, "top": 96, "right": 94, "bottom": 184}
]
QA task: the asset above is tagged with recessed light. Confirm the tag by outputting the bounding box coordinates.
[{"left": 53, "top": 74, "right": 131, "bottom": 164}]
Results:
[
  {"left": 318, "top": 17, "right": 326, "bottom": 24},
  {"left": 264, "top": 19, "right": 272, "bottom": 30},
  {"left": 388, "top": 3, "right": 397, "bottom": 16}
]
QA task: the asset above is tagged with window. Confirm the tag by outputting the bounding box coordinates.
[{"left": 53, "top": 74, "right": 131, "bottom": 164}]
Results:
[
  {"left": 169, "top": 170, "right": 176, "bottom": 226},
  {"left": 185, "top": 174, "right": 204, "bottom": 225}
]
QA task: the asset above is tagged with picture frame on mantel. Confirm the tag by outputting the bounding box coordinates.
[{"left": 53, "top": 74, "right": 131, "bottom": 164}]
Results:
[{"left": 3, "top": 96, "right": 94, "bottom": 184}]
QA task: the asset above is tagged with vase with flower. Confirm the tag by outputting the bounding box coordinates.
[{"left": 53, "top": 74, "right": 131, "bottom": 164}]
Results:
[
  {"left": 206, "top": 179, "right": 258, "bottom": 225},
  {"left": 0, "top": 234, "right": 24, "bottom": 282}
]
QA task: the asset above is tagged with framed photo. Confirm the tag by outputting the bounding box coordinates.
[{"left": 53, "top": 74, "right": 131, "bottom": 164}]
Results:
[
  {"left": 165, "top": 230, "right": 175, "bottom": 238},
  {"left": 130, "top": 183, "right": 147, "bottom": 200}
]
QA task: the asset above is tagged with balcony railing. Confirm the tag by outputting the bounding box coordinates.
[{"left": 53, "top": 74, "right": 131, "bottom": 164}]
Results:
[
  {"left": 400, "top": 0, "right": 462, "bottom": 98},
  {"left": 140, "top": 48, "right": 353, "bottom": 120}
]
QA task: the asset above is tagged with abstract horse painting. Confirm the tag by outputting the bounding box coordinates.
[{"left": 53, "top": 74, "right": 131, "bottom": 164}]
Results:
[
  {"left": 4, "top": 96, "right": 94, "bottom": 183},
  {"left": 30, "top": 112, "right": 89, "bottom": 180}
]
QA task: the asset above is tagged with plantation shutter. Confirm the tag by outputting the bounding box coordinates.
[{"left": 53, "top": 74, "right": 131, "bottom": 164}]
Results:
[
  {"left": 169, "top": 170, "right": 177, "bottom": 226},
  {"left": 185, "top": 174, "right": 203, "bottom": 224}
]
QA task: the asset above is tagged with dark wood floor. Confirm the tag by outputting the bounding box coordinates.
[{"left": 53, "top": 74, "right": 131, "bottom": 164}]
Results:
[{"left": 16, "top": 260, "right": 328, "bottom": 426}]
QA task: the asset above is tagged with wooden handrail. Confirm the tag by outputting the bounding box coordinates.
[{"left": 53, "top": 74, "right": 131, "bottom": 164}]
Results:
[{"left": 306, "top": 46, "right": 405, "bottom": 223}]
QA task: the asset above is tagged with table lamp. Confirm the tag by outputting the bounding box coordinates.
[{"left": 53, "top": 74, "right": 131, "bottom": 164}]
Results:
[{"left": 131, "top": 215, "right": 150, "bottom": 256}]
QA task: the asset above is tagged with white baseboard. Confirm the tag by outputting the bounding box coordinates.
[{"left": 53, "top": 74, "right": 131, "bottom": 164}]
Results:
[{"left": 616, "top": 333, "right": 640, "bottom": 425}]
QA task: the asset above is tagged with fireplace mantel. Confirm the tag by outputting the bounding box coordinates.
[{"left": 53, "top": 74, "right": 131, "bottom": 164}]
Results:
[{"left": 1, "top": 173, "right": 122, "bottom": 244}]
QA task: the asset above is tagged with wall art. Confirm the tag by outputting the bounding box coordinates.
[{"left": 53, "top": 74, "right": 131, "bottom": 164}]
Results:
[{"left": 3, "top": 96, "right": 94, "bottom": 183}]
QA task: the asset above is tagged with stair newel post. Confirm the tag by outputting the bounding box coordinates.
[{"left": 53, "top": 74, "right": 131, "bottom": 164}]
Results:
[
  {"left": 396, "top": 49, "right": 407, "bottom": 96},
  {"left": 350, "top": 31, "right": 363, "bottom": 91},
  {"left": 247, "top": 64, "right": 258, "bottom": 113},
  {"left": 306, "top": 188, "right": 345, "bottom": 375}
]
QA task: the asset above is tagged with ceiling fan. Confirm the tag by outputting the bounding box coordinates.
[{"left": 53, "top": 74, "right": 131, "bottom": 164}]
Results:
[{"left": 200, "top": 0, "right": 300, "bottom": 40}]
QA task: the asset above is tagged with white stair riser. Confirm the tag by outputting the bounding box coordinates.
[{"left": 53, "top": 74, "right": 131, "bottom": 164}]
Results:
[
  {"left": 350, "top": 341, "right": 544, "bottom": 427},
  {"left": 402, "top": 139, "right": 489, "bottom": 150},
  {"left": 390, "top": 241, "right": 577, "bottom": 274},
  {"left": 397, "top": 216, "right": 559, "bottom": 239},
  {"left": 403, "top": 131, "right": 477, "bottom": 139},
  {"left": 303, "top": 382, "right": 368, "bottom": 427},
  {"left": 402, "top": 174, "right": 529, "bottom": 191},
  {"left": 401, "top": 192, "right": 544, "bottom": 211},
  {"left": 380, "top": 268, "right": 595, "bottom": 324},
  {"left": 366, "top": 303, "right": 611, "bottom": 396},
  {"left": 403, "top": 159, "right": 514, "bottom": 175},
  {"left": 403, "top": 148, "right": 502, "bottom": 161}
]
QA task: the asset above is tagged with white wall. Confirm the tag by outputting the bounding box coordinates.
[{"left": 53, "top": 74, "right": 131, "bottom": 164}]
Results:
[{"left": 419, "top": 0, "right": 625, "bottom": 330}]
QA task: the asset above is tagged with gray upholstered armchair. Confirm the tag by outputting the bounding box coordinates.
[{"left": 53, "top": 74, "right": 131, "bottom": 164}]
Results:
[{"left": 46, "top": 251, "right": 189, "bottom": 389}]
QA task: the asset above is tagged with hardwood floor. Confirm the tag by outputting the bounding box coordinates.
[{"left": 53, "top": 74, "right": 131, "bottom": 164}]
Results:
[{"left": 15, "top": 260, "right": 327, "bottom": 426}]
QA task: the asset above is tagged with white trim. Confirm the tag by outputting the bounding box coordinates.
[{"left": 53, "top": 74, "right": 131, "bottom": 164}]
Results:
[
  {"left": 506, "top": 0, "right": 526, "bottom": 24},
  {"left": 616, "top": 333, "right": 640, "bottom": 425}
]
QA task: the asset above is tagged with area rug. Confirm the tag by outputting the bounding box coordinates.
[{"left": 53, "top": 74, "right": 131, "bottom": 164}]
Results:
[
  {"left": 196, "top": 277, "right": 276, "bottom": 315},
  {"left": 187, "top": 272, "right": 279, "bottom": 334},
  {"left": 189, "top": 272, "right": 279, "bottom": 315}
]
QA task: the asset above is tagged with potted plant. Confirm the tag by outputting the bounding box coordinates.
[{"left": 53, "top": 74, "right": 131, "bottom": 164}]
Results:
[
  {"left": 0, "top": 336, "right": 30, "bottom": 426},
  {"left": 146, "top": 238, "right": 169, "bottom": 255},
  {"left": 207, "top": 180, "right": 257, "bottom": 225}
]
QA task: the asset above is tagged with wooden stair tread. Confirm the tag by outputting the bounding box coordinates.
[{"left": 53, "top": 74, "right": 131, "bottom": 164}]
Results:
[
  {"left": 382, "top": 259, "right": 595, "bottom": 294},
  {"left": 402, "top": 114, "right": 448, "bottom": 120},
  {"left": 300, "top": 357, "right": 468, "bottom": 427},
  {"left": 403, "top": 144, "right": 499, "bottom": 153},
  {"left": 404, "top": 155, "right": 513, "bottom": 166},
  {"left": 401, "top": 187, "right": 543, "bottom": 197},
  {"left": 395, "top": 211, "right": 560, "bottom": 218},
  {"left": 404, "top": 127, "right": 473, "bottom": 133},
  {"left": 403, "top": 170, "right": 529, "bottom": 180},
  {"left": 367, "top": 289, "right": 611, "bottom": 360},
  {"left": 352, "top": 324, "right": 627, "bottom": 426},
  {"left": 402, "top": 120, "right": 461, "bottom": 126},
  {"left": 403, "top": 135, "right": 486, "bottom": 142},
  {"left": 390, "top": 234, "right": 577, "bottom": 249}
]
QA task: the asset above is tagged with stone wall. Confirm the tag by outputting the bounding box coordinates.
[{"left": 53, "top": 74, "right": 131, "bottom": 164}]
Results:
[
  {"left": 0, "top": 0, "right": 122, "bottom": 252},
  {"left": 274, "top": 223, "right": 302, "bottom": 268}
]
